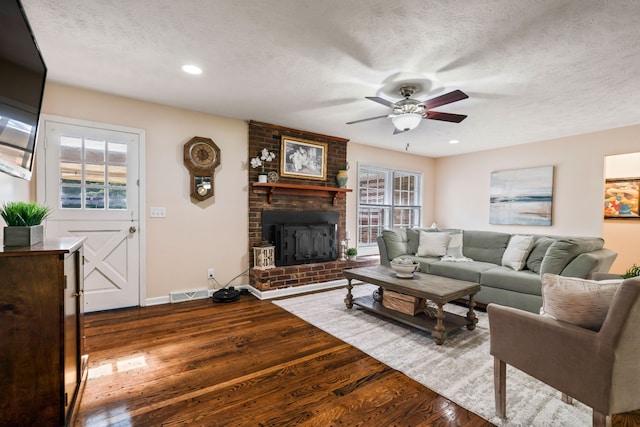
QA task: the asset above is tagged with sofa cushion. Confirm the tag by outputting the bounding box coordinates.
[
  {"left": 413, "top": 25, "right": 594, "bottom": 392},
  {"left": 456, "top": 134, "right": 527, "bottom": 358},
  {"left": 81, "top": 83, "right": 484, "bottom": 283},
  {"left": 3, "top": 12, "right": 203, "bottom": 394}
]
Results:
[
  {"left": 407, "top": 255, "right": 440, "bottom": 274},
  {"left": 526, "top": 237, "right": 556, "bottom": 273},
  {"left": 416, "top": 231, "right": 450, "bottom": 257},
  {"left": 539, "top": 238, "right": 605, "bottom": 276},
  {"left": 429, "top": 260, "right": 497, "bottom": 282},
  {"left": 480, "top": 266, "right": 542, "bottom": 296},
  {"left": 462, "top": 230, "right": 511, "bottom": 264},
  {"left": 502, "top": 235, "right": 535, "bottom": 271},
  {"left": 540, "top": 273, "right": 622, "bottom": 331},
  {"left": 382, "top": 228, "right": 408, "bottom": 260}
]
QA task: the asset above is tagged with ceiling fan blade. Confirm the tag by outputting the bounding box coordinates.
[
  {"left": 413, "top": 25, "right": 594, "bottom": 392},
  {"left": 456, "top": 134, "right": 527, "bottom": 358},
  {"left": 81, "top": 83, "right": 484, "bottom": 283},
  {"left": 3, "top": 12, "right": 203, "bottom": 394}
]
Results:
[
  {"left": 422, "top": 89, "right": 469, "bottom": 110},
  {"left": 365, "top": 96, "right": 397, "bottom": 108},
  {"left": 426, "top": 111, "right": 468, "bottom": 123},
  {"left": 345, "top": 114, "right": 389, "bottom": 125}
]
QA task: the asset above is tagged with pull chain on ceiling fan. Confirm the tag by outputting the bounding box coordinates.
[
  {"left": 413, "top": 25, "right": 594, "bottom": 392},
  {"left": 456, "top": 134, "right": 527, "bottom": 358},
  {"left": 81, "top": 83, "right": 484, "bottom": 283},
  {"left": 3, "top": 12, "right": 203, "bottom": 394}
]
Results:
[{"left": 346, "top": 85, "right": 469, "bottom": 134}]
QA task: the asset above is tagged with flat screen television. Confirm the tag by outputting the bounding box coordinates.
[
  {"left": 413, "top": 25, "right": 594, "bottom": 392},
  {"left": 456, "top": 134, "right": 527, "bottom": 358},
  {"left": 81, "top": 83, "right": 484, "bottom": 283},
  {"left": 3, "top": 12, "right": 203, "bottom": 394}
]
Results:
[{"left": 0, "top": 0, "right": 47, "bottom": 181}]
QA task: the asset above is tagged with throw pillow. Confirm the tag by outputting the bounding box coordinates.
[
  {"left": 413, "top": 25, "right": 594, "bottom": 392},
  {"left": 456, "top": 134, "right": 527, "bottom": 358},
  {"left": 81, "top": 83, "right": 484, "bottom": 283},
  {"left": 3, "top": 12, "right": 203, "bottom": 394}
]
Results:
[
  {"left": 501, "top": 235, "right": 534, "bottom": 271},
  {"left": 526, "top": 237, "right": 555, "bottom": 273},
  {"left": 416, "top": 231, "right": 450, "bottom": 257},
  {"left": 407, "top": 227, "right": 438, "bottom": 255},
  {"left": 540, "top": 273, "right": 622, "bottom": 331},
  {"left": 539, "top": 238, "right": 605, "bottom": 276},
  {"left": 445, "top": 229, "right": 464, "bottom": 258}
]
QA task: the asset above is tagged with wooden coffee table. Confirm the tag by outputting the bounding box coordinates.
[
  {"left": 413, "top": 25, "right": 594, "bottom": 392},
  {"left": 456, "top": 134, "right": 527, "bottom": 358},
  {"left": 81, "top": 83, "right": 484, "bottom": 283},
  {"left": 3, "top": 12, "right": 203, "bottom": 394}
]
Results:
[{"left": 343, "top": 265, "right": 480, "bottom": 345}]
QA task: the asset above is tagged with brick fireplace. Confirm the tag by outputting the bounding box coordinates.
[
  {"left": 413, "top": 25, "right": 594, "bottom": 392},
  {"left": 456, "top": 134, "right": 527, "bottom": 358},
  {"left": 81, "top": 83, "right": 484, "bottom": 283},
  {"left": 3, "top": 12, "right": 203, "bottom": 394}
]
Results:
[{"left": 248, "top": 121, "right": 376, "bottom": 292}]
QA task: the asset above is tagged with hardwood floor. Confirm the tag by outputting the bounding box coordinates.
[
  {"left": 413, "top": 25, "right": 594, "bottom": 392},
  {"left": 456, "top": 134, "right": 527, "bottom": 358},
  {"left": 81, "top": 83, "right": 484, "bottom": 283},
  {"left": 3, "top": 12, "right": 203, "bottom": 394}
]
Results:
[{"left": 75, "top": 292, "right": 493, "bottom": 426}]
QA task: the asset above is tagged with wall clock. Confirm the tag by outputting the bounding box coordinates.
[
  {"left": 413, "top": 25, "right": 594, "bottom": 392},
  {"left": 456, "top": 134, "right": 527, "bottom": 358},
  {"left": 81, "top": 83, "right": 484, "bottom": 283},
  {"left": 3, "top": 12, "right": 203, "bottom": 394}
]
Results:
[{"left": 183, "top": 136, "right": 221, "bottom": 201}]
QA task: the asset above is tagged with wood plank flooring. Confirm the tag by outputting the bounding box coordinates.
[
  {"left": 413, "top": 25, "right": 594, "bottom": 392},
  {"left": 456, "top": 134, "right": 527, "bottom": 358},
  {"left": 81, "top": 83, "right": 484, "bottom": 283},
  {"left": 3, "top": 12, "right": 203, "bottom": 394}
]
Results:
[{"left": 75, "top": 292, "right": 493, "bottom": 426}]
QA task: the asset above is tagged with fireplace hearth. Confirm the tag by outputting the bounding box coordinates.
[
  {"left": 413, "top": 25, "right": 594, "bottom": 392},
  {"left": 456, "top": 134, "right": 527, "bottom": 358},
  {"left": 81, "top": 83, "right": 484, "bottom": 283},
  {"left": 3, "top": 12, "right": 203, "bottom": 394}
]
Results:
[{"left": 263, "top": 211, "right": 338, "bottom": 266}]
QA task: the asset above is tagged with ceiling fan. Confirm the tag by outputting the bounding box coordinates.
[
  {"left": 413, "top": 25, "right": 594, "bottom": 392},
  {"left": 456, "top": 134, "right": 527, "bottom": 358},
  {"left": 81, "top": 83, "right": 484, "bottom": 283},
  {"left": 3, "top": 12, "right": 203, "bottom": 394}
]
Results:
[{"left": 346, "top": 85, "right": 469, "bottom": 134}]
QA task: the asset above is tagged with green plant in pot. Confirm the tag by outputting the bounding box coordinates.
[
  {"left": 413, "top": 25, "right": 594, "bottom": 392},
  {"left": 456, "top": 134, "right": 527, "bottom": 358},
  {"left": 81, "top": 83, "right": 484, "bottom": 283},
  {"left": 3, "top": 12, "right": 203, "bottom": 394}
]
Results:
[
  {"left": 346, "top": 247, "right": 357, "bottom": 260},
  {"left": 622, "top": 264, "right": 640, "bottom": 279},
  {"left": 1, "top": 201, "right": 51, "bottom": 247}
]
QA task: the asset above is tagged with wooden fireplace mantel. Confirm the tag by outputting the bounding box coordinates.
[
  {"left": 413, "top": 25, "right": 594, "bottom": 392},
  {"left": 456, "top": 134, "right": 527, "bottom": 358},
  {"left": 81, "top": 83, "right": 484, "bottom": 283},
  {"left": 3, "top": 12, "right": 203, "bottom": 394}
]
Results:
[{"left": 252, "top": 183, "right": 352, "bottom": 205}]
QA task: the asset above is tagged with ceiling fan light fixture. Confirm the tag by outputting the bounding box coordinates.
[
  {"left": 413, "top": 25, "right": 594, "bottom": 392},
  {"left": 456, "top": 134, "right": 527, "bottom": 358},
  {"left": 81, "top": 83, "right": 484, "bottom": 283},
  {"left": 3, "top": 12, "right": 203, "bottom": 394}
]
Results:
[{"left": 392, "top": 113, "right": 422, "bottom": 131}]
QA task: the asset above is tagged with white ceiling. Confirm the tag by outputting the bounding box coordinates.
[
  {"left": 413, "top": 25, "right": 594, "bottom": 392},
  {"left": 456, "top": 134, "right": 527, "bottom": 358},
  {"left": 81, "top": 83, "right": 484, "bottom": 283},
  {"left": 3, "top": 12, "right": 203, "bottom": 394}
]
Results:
[{"left": 22, "top": 0, "right": 640, "bottom": 157}]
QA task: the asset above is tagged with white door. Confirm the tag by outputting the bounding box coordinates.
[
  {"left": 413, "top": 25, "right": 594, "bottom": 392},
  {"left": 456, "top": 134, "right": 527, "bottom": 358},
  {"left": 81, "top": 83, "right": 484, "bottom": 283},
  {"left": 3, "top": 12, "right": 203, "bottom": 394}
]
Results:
[{"left": 39, "top": 118, "right": 143, "bottom": 312}]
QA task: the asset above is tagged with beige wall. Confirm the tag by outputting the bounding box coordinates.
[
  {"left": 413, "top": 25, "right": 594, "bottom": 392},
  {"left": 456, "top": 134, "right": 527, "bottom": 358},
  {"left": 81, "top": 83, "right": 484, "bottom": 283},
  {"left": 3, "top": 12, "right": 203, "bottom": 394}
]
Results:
[
  {"left": 435, "top": 125, "right": 640, "bottom": 271},
  {"left": 2, "top": 82, "right": 637, "bottom": 300},
  {"left": 604, "top": 152, "right": 640, "bottom": 274},
  {"left": 345, "top": 142, "right": 436, "bottom": 255},
  {"left": 38, "top": 83, "right": 249, "bottom": 299}
]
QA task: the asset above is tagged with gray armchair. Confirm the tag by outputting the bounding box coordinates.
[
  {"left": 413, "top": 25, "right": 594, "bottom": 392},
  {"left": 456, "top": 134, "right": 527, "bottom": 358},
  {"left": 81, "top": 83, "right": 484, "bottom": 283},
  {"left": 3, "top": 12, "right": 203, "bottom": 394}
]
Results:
[{"left": 488, "top": 277, "right": 640, "bottom": 426}]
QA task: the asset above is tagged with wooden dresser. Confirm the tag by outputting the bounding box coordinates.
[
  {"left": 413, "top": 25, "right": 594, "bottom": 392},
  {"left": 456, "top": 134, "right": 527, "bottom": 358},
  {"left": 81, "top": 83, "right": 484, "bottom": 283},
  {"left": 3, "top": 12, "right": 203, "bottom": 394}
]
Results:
[{"left": 0, "top": 237, "right": 87, "bottom": 426}]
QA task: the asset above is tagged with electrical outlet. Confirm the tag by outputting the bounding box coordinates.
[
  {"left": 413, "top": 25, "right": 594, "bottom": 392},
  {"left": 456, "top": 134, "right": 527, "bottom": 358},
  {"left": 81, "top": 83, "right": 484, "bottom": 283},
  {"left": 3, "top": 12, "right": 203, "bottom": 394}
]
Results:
[{"left": 207, "top": 268, "right": 215, "bottom": 279}]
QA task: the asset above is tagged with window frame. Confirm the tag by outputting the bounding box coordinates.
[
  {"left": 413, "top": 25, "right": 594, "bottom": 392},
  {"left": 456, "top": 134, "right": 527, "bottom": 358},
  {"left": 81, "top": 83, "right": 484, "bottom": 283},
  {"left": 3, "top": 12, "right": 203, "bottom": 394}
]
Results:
[{"left": 356, "top": 164, "right": 423, "bottom": 254}]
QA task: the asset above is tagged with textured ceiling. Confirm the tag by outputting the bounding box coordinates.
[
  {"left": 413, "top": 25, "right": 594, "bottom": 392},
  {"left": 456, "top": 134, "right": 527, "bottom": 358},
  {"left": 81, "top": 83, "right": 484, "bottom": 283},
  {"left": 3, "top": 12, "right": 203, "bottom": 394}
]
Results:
[{"left": 21, "top": 0, "right": 640, "bottom": 157}]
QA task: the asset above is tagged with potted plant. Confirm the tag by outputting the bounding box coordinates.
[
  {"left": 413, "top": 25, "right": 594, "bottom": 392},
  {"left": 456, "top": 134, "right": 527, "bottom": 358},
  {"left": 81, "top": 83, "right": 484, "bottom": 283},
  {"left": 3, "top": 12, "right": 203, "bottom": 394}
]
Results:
[
  {"left": 250, "top": 148, "right": 276, "bottom": 183},
  {"left": 1, "top": 201, "right": 51, "bottom": 246},
  {"left": 336, "top": 163, "right": 349, "bottom": 188},
  {"left": 622, "top": 264, "right": 640, "bottom": 279},
  {"left": 346, "top": 247, "right": 357, "bottom": 261}
]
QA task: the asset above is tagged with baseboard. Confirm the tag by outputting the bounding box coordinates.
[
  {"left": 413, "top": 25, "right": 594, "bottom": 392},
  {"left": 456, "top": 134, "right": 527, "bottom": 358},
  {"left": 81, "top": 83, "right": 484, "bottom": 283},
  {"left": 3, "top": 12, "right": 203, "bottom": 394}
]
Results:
[
  {"left": 245, "top": 278, "right": 363, "bottom": 300},
  {"left": 144, "top": 279, "right": 361, "bottom": 306}
]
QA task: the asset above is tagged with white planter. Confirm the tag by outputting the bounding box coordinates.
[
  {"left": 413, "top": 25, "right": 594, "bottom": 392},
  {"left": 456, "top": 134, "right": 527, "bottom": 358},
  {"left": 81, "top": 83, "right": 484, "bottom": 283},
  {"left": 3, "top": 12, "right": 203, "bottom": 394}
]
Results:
[{"left": 258, "top": 174, "right": 268, "bottom": 183}]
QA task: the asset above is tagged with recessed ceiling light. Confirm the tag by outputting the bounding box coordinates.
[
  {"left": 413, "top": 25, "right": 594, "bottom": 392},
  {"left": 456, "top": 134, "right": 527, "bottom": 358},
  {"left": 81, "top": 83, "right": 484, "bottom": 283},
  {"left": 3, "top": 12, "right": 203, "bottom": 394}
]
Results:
[
  {"left": 449, "top": 139, "right": 460, "bottom": 144},
  {"left": 182, "top": 64, "right": 202, "bottom": 75}
]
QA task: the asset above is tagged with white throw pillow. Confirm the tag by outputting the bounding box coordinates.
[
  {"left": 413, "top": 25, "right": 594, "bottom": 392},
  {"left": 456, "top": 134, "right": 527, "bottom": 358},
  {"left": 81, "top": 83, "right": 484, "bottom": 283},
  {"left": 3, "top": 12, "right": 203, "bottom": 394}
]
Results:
[
  {"left": 446, "top": 230, "right": 464, "bottom": 258},
  {"left": 502, "top": 235, "right": 534, "bottom": 271},
  {"left": 540, "top": 273, "right": 622, "bottom": 331},
  {"left": 416, "top": 231, "right": 450, "bottom": 257}
]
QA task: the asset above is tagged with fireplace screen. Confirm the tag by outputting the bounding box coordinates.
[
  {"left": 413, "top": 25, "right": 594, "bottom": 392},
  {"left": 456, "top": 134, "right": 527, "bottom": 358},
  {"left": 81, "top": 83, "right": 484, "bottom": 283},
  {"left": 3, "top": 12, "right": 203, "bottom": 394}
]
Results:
[
  {"left": 262, "top": 210, "right": 339, "bottom": 267},
  {"left": 274, "top": 223, "right": 337, "bottom": 266}
]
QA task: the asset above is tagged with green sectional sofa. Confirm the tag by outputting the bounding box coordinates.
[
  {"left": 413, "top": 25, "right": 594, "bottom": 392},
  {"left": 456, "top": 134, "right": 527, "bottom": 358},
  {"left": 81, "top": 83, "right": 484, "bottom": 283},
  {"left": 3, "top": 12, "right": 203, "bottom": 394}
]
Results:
[{"left": 377, "top": 228, "right": 618, "bottom": 313}]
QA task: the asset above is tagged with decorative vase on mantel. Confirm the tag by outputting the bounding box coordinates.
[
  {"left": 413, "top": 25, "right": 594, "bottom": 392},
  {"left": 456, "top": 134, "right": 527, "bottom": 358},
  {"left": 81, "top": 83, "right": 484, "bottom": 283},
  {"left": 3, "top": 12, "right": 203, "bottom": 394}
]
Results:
[
  {"left": 257, "top": 173, "right": 268, "bottom": 183},
  {"left": 336, "top": 169, "right": 348, "bottom": 188}
]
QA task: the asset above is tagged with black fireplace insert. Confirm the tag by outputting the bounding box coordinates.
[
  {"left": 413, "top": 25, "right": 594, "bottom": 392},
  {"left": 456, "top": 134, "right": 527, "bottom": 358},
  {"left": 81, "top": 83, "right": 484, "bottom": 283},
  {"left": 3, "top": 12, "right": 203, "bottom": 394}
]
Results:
[{"left": 262, "top": 211, "right": 339, "bottom": 266}]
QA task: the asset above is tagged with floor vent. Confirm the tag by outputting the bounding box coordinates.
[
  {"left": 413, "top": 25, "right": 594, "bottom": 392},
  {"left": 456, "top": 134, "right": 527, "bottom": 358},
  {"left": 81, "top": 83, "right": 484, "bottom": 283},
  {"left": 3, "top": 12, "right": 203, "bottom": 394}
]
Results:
[{"left": 169, "top": 289, "right": 209, "bottom": 303}]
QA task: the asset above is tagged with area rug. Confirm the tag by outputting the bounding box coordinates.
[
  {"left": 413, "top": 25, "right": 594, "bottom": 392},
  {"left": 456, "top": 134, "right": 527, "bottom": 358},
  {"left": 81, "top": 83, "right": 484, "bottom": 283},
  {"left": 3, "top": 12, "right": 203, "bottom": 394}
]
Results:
[{"left": 273, "top": 284, "right": 591, "bottom": 426}]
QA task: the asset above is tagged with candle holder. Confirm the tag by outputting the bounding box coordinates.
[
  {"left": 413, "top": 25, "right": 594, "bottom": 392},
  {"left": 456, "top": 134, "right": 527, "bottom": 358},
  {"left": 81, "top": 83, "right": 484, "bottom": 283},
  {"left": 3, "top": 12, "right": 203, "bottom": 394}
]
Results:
[{"left": 339, "top": 240, "right": 347, "bottom": 261}]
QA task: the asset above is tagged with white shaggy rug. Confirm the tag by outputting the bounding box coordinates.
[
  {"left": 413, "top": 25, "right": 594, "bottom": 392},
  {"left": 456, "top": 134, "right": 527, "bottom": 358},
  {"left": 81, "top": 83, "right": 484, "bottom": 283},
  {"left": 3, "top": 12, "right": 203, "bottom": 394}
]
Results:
[{"left": 273, "top": 284, "right": 591, "bottom": 426}]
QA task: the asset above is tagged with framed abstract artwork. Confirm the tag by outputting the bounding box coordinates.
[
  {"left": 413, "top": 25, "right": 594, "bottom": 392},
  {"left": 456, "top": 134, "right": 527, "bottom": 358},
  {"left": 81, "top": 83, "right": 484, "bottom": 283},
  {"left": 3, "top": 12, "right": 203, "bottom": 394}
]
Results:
[
  {"left": 604, "top": 178, "right": 640, "bottom": 219},
  {"left": 489, "top": 166, "right": 554, "bottom": 226},
  {"left": 280, "top": 136, "right": 327, "bottom": 180}
]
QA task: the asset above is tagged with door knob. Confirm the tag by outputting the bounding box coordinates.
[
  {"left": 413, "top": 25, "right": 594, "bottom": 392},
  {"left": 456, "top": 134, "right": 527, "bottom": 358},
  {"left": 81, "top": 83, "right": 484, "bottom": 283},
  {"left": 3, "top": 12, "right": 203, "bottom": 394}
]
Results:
[{"left": 129, "top": 226, "right": 137, "bottom": 233}]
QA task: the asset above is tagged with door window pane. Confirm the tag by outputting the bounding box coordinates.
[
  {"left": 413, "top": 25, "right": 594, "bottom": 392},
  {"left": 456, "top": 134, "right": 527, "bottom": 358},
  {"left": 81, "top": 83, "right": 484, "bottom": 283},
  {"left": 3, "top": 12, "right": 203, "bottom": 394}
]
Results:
[
  {"left": 60, "top": 137, "right": 82, "bottom": 161},
  {"left": 85, "top": 187, "right": 105, "bottom": 209},
  {"left": 108, "top": 188, "right": 127, "bottom": 210},
  {"left": 58, "top": 135, "right": 129, "bottom": 211},
  {"left": 60, "top": 186, "right": 81, "bottom": 209},
  {"left": 107, "top": 142, "right": 127, "bottom": 164},
  {"left": 85, "top": 139, "right": 105, "bottom": 163}
]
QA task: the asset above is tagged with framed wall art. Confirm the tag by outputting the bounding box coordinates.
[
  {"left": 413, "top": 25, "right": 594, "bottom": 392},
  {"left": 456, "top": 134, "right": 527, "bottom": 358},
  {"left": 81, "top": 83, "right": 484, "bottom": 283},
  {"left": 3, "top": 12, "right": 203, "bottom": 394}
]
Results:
[
  {"left": 280, "top": 136, "right": 327, "bottom": 180},
  {"left": 604, "top": 178, "right": 640, "bottom": 219},
  {"left": 489, "top": 165, "right": 554, "bottom": 226}
]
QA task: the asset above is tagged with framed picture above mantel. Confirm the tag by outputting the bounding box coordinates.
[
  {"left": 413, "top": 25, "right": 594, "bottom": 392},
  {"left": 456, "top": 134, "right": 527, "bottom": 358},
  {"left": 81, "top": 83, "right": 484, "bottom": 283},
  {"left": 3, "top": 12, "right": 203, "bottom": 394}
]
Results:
[
  {"left": 604, "top": 177, "right": 639, "bottom": 219},
  {"left": 280, "top": 136, "right": 327, "bottom": 180}
]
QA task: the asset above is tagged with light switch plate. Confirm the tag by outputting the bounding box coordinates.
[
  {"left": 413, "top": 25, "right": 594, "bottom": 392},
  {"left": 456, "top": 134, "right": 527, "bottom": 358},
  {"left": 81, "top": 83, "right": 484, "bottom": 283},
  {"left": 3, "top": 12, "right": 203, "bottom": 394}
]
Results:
[{"left": 150, "top": 207, "right": 166, "bottom": 218}]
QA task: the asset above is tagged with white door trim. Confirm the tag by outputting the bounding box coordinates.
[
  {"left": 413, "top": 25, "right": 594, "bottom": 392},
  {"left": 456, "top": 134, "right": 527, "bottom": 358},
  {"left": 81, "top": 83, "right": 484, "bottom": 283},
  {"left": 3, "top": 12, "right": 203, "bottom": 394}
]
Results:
[{"left": 36, "top": 114, "right": 147, "bottom": 307}]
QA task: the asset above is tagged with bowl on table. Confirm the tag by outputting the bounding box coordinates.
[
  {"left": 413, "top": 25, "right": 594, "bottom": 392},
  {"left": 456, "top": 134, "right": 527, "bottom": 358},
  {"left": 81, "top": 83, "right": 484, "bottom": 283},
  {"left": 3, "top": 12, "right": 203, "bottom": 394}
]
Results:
[{"left": 390, "top": 258, "right": 420, "bottom": 278}]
